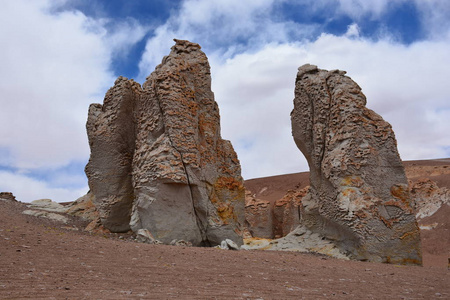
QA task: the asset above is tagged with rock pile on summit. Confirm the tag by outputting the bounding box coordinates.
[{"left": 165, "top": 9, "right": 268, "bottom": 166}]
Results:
[
  {"left": 85, "top": 39, "right": 245, "bottom": 246},
  {"left": 291, "top": 64, "right": 422, "bottom": 264}
]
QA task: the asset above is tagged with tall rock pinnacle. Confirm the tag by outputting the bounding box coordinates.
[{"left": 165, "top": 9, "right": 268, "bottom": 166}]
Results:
[
  {"left": 291, "top": 64, "right": 422, "bottom": 264},
  {"left": 85, "top": 39, "right": 245, "bottom": 246}
]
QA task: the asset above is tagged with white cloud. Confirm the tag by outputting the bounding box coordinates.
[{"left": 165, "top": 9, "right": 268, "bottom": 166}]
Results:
[
  {"left": 0, "top": 0, "right": 149, "bottom": 201},
  {"left": 0, "top": 1, "right": 151, "bottom": 171},
  {"left": 210, "top": 44, "right": 310, "bottom": 178},
  {"left": 0, "top": 0, "right": 112, "bottom": 170},
  {"left": 1, "top": 0, "right": 449, "bottom": 203},
  {"left": 336, "top": 0, "right": 406, "bottom": 18},
  {"left": 211, "top": 27, "right": 450, "bottom": 179},
  {"left": 0, "top": 1, "right": 149, "bottom": 171},
  {"left": 413, "top": 0, "right": 450, "bottom": 40},
  {"left": 135, "top": 0, "right": 450, "bottom": 180},
  {"left": 102, "top": 18, "right": 149, "bottom": 58},
  {"left": 0, "top": 170, "right": 87, "bottom": 203},
  {"left": 137, "top": 0, "right": 317, "bottom": 81}
]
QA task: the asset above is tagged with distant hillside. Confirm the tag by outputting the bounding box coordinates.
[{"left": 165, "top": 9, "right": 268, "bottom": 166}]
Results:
[{"left": 244, "top": 158, "right": 450, "bottom": 203}]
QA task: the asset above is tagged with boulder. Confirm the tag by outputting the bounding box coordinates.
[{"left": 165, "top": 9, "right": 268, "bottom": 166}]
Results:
[
  {"left": 85, "top": 39, "right": 245, "bottom": 246},
  {"left": 291, "top": 64, "right": 422, "bottom": 264}
]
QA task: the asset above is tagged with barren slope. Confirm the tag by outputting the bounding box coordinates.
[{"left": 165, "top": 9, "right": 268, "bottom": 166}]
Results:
[{"left": 1, "top": 200, "right": 449, "bottom": 299}]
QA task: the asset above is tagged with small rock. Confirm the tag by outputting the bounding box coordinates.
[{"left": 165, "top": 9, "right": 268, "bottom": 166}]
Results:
[
  {"left": 225, "top": 239, "right": 239, "bottom": 250},
  {"left": 170, "top": 240, "right": 193, "bottom": 247},
  {"left": 219, "top": 240, "right": 229, "bottom": 250},
  {"left": 136, "top": 229, "right": 162, "bottom": 244}
]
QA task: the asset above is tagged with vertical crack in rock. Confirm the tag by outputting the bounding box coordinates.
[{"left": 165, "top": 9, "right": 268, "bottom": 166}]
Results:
[
  {"left": 152, "top": 85, "right": 207, "bottom": 242},
  {"left": 85, "top": 39, "right": 244, "bottom": 246},
  {"left": 291, "top": 64, "right": 422, "bottom": 265}
]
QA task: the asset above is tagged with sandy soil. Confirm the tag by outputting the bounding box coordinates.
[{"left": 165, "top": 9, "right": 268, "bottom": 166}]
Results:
[
  {"left": 419, "top": 204, "right": 450, "bottom": 268},
  {"left": 1, "top": 200, "right": 449, "bottom": 299}
]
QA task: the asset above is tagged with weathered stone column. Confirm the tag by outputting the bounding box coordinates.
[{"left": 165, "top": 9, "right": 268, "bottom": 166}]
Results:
[{"left": 291, "top": 64, "right": 422, "bottom": 264}]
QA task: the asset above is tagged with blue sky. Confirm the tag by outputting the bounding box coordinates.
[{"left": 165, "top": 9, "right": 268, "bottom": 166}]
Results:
[{"left": 1, "top": 0, "right": 449, "bottom": 202}]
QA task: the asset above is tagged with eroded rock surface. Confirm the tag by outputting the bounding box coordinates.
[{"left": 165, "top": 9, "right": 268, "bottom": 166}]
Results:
[
  {"left": 272, "top": 187, "right": 307, "bottom": 238},
  {"left": 410, "top": 178, "right": 450, "bottom": 220},
  {"left": 85, "top": 39, "right": 245, "bottom": 246},
  {"left": 244, "top": 191, "right": 273, "bottom": 238},
  {"left": 291, "top": 64, "right": 422, "bottom": 264},
  {"left": 0, "top": 192, "right": 17, "bottom": 202},
  {"left": 66, "top": 192, "right": 98, "bottom": 222}
]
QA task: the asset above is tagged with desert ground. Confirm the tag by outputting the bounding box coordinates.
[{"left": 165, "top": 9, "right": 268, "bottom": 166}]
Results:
[{"left": 1, "top": 158, "right": 449, "bottom": 299}]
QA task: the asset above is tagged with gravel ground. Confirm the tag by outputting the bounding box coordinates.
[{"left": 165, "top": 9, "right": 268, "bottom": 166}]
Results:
[{"left": 1, "top": 200, "right": 448, "bottom": 299}]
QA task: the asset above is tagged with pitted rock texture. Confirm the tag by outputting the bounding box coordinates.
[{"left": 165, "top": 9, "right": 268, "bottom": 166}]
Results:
[
  {"left": 85, "top": 39, "right": 245, "bottom": 246},
  {"left": 291, "top": 64, "right": 422, "bottom": 264},
  {"left": 410, "top": 178, "right": 450, "bottom": 220}
]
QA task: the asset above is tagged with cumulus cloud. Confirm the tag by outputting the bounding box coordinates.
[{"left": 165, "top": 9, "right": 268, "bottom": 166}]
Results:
[
  {"left": 0, "top": 0, "right": 147, "bottom": 201},
  {"left": 1, "top": 0, "right": 449, "bottom": 202},
  {"left": 0, "top": 170, "right": 86, "bottom": 203},
  {"left": 211, "top": 26, "right": 450, "bottom": 179},
  {"left": 134, "top": 0, "right": 450, "bottom": 180},
  {"left": 336, "top": 0, "right": 406, "bottom": 18},
  {"left": 0, "top": 1, "right": 109, "bottom": 169},
  {"left": 137, "top": 0, "right": 318, "bottom": 80}
]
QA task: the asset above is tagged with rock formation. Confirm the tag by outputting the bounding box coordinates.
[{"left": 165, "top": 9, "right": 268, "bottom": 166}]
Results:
[
  {"left": 244, "top": 186, "right": 307, "bottom": 239},
  {"left": 244, "top": 191, "right": 273, "bottom": 238},
  {"left": 410, "top": 178, "right": 450, "bottom": 220},
  {"left": 272, "top": 187, "right": 307, "bottom": 238},
  {"left": 85, "top": 39, "right": 245, "bottom": 246},
  {"left": 0, "top": 192, "right": 17, "bottom": 201},
  {"left": 66, "top": 192, "right": 98, "bottom": 222},
  {"left": 291, "top": 64, "right": 422, "bottom": 264}
]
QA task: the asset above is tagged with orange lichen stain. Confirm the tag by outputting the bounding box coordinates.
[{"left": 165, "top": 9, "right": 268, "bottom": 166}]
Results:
[
  {"left": 341, "top": 187, "right": 357, "bottom": 197},
  {"left": 354, "top": 210, "right": 368, "bottom": 219},
  {"left": 378, "top": 215, "right": 400, "bottom": 229},
  {"left": 341, "top": 176, "right": 364, "bottom": 187},
  {"left": 214, "top": 177, "right": 243, "bottom": 191},
  {"left": 390, "top": 184, "right": 408, "bottom": 201},
  {"left": 386, "top": 254, "right": 422, "bottom": 266},
  {"left": 243, "top": 237, "right": 273, "bottom": 250},
  {"left": 399, "top": 258, "right": 422, "bottom": 266},
  {"left": 384, "top": 199, "right": 413, "bottom": 214},
  {"left": 382, "top": 184, "right": 414, "bottom": 214},
  {"left": 216, "top": 203, "right": 236, "bottom": 224},
  {"left": 399, "top": 229, "right": 419, "bottom": 240}
]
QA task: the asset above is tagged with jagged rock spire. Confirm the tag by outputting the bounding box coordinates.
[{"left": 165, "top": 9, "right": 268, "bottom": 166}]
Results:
[{"left": 85, "top": 39, "right": 245, "bottom": 246}]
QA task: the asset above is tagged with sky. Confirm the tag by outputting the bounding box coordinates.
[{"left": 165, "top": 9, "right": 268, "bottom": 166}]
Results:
[{"left": 1, "top": 0, "right": 449, "bottom": 203}]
